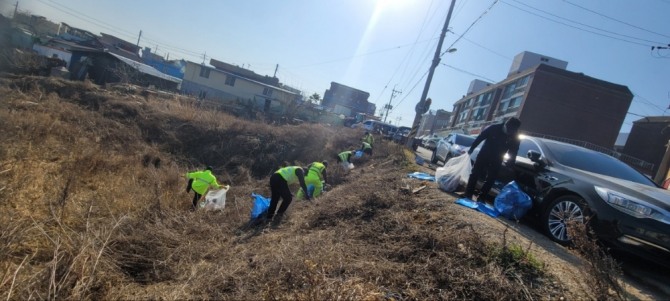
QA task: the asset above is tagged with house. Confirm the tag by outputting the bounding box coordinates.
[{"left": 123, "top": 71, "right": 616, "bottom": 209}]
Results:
[
  {"left": 446, "top": 51, "right": 633, "bottom": 150},
  {"left": 180, "top": 59, "right": 300, "bottom": 113},
  {"left": 322, "top": 82, "right": 375, "bottom": 117},
  {"left": 623, "top": 116, "right": 670, "bottom": 178},
  {"left": 141, "top": 47, "right": 186, "bottom": 79}
]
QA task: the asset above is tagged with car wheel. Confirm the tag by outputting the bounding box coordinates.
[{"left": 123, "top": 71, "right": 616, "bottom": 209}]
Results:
[{"left": 541, "top": 196, "right": 588, "bottom": 245}]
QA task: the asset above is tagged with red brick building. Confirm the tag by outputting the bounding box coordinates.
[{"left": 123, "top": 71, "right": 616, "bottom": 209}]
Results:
[{"left": 446, "top": 52, "right": 633, "bottom": 149}]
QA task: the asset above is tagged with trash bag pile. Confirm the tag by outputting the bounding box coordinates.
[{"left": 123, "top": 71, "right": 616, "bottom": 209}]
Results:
[
  {"left": 435, "top": 154, "right": 472, "bottom": 192},
  {"left": 494, "top": 181, "right": 532, "bottom": 220}
]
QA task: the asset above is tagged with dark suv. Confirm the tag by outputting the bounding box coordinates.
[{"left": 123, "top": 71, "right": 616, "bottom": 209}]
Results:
[
  {"left": 471, "top": 135, "right": 670, "bottom": 267},
  {"left": 392, "top": 126, "right": 411, "bottom": 144}
]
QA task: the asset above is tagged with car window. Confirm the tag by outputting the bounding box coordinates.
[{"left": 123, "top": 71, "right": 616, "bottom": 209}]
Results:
[
  {"left": 543, "top": 140, "right": 656, "bottom": 186},
  {"left": 454, "top": 135, "right": 475, "bottom": 146}
]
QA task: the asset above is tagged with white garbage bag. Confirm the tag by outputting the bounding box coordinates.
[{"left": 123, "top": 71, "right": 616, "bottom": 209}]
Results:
[
  {"left": 435, "top": 154, "right": 472, "bottom": 192},
  {"left": 200, "top": 185, "right": 230, "bottom": 210}
]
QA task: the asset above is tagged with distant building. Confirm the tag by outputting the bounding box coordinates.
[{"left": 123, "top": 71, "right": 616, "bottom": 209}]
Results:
[
  {"left": 322, "top": 82, "right": 374, "bottom": 117},
  {"left": 181, "top": 60, "right": 300, "bottom": 113},
  {"left": 141, "top": 47, "right": 185, "bottom": 79},
  {"left": 623, "top": 116, "right": 670, "bottom": 177},
  {"left": 446, "top": 51, "right": 633, "bottom": 149},
  {"left": 418, "top": 109, "right": 452, "bottom": 136}
]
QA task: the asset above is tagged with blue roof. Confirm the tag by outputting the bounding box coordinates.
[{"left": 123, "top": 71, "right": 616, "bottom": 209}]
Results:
[{"left": 109, "top": 52, "right": 182, "bottom": 84}]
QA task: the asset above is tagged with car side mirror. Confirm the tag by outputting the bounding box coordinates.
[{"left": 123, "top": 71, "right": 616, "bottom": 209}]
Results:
[{"left": 527, "top": 150, "right": 546, "bottom": 169}]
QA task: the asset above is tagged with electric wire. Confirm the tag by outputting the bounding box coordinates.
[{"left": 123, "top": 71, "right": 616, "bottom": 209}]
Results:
[
  {"left": 38, "top": 0, "right": 205, "bottom": 60},
  {"left": 441, "top": 0, "right": 499, "bottom": 57},
  {"left": 563, "top": 0, "right": 670, "bottom": 39},
  {"left": 441, "top": 63, "right": 498, "bottom": 82},
  {"left": 500, "top": 1, "right": 651, "bottom": 47},
  {"left": 508, "top": 0, "right": 666, "bottom": 45},
  {"left": 373, "top": 0, "right": 437, "bottom": 105}
]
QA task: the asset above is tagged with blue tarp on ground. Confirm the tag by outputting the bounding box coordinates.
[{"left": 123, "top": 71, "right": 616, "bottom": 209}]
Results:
[
  {"left": 407, "top": 172, "right": 435, "bottom": 182},
  {"left": 455, "top": 198, "right": 500, "bottom": 218}
]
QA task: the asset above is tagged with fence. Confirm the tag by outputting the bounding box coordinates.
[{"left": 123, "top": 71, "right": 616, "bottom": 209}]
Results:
[{"left": 523, "top": 131, "right": 655, "bottom": 174}]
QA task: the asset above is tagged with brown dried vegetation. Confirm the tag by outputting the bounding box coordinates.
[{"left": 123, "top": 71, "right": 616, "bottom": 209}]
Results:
[{"left": 0, "top": 76, "right": 619, "bottom": 300}]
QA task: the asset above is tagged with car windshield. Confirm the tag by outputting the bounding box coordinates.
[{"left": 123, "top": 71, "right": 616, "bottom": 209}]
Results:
[
  {"left": 454, "top": 135, "right": 475, "bottom": 147},
  {"left": 543, "top": 140, "right": 656, "bottom": 186}
]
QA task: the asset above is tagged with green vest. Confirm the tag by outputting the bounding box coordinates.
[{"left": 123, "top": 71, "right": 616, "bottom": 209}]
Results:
[
  {"left": 362, "top": 142, "right": 372, "bottom": 150},
  {"left": 276, "top": 166, "right": 300, "bottom": 184},
  {"left": 186, "top": 170, "right": 220, "bottom": 195},
  {"left": 308, "top": 162, "right": 326, "bottom": 180},
  {"left": 338, "top": 151, "right": 353, "bottom": 162},
  {"left": 363, "top": 134, "right": 374, "bottom": 145}
]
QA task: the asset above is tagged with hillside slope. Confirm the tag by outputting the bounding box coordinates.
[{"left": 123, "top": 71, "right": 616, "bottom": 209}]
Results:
[{"left": 0, "top": 76, "right": 631, "bottom": 300}]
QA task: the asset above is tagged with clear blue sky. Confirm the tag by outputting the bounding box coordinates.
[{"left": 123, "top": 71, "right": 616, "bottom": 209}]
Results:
[{"left": 2, "top": 0, "right": 669, "bottom": 132}]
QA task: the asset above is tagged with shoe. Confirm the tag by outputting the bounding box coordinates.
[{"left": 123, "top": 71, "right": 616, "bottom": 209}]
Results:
[{"left": 458, "top": 193, "right": 473, "bottom": 200}]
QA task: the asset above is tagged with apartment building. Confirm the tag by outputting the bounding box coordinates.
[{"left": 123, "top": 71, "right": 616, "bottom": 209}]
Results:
[
  {"left": 446, "top": 51, "right": 633, "bottom": 149},
  {"left": 322, "top": 82, "right": 375, "bottom": 117}
]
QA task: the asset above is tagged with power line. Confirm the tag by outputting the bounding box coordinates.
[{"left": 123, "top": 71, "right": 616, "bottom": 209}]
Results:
[
  {"left": 441, "top": 63, "right": 498, "bottom": 82},
  {"left": 373, "top": 0, "right": 438, "bottom": 106},
  {"left": 507, "top": 0, "right": 666, "bottom": 45},
  {"left": 37, "top": 0, "right": 205, "bottom": 60},
  {"left": 290, "top": 38, "right": 437, "bottom": 69},
  {"left": 563, "top": 0, "right": 670, "bottom": 39},
  {"left": 459, "top": 35, "right": 513, "bottom": 61},
  {"left": 441, "top": 0, "right": 499, "bottom": 57},
  {"left": 500, "top": 0, "right": 652, "bottom": 47}
]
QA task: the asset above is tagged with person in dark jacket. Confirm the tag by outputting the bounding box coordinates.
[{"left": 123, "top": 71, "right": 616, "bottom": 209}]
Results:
[{"left": 462, "top": 117, "right": 521, "bottom": 202}]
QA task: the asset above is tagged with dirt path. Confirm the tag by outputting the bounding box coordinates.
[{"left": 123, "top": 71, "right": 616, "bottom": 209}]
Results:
[{"left": 411, "top": 147, "right": 665, "bottom": 300}]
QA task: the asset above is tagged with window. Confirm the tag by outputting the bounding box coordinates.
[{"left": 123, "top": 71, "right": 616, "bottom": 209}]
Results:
[
  {"left": 502, "top": 82, "right": 517, "bottom": 99},
  {"left": 458, "top": 110, "right": 469, "bottom": 122},
  {"left": 481, "top": 92, "right": 493, "bottom": 106},
  {"left": 516, "top": 75, "right": 530, "bottom": 87},
  {"left": 499, "top": 100, "right": 509, "bottom": 112},
  {"left": 473, "top": 108, "right": 487, "bottom": 121},
  {"left": 263, "top": 87, "right": 273, "bottom": 97},
  {"left": 199, "top": 66, "right": 210, "bottom": 78},
  {"left": 225, "top": 75, "right": 236, "bottom": 86},
  {"left": 517, "top": 139, "right": 542, "bottom": 159},
  {"left": 508, "top": 96, "right": 522, "bottom": 109}
]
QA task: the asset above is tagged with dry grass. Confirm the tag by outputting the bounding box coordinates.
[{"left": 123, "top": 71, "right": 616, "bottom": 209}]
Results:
[{"left": 0, "top": 76, "right": 603, "bottom": 300}]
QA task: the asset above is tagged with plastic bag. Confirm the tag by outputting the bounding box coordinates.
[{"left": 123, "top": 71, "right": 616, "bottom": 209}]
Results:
[
  {"left": 201, "top": 185, "right": 230, "bottom": 210},
  {"left": 435, "top": 154, "right": 472, "bottom": 192},
  {"left": 494, "top": 181, "right": 532, "bottom": 220},
  {"left": 354, "top": 150, "right": 363, "bottom": 158},
  {"left": 250, "top": 193, "right": 270, "bottom": 219}
]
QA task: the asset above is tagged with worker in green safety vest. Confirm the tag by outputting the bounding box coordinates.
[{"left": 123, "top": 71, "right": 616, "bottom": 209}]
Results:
[
  {"left": 297, "top": 161, "right": 329, "bottom": 200},
  {"left": 335, "top": 149, "right": 356, "bottom": 171},
  {"left": 362, "top": 131, "right": 374, "bottom": 146},
  {"left": 186, "top": 166, "right": 222, "bottom": 210},
  {"left": 361, "top": 141, "right": 373, "bottom": 156},
  {"left": 267, "top": 166, "right": 310, "bottom": 225}
]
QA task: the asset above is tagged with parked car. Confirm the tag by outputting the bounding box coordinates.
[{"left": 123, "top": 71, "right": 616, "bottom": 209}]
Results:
[
  {"left": 421, "top": 135, "right": 442, "bottom": 150},
  {"left": 470, "top": 135, "right": 670, "bottom": 267},
  {"left": 431, "top": 133, "right": 475, "bottom": 164},
  {"left": 392, "top": 126, "right": 411, "bottom": 144}
]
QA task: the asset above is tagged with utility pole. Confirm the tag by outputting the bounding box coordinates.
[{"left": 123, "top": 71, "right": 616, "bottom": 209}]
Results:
[
  {"left": 136, "top": 30, "right": 142, "bottom": 47},
  {"left": 274, "top": 64, "right": 279, "bottom": 77},
  {"left": 13, "top": 1, "right": 18, "bottom": 19},
  {"left": 384, "top": 87, "right": 401, "bottom": 123},
  {"left": 405, "top": 0, "right": 456, "bottom": 148}
]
